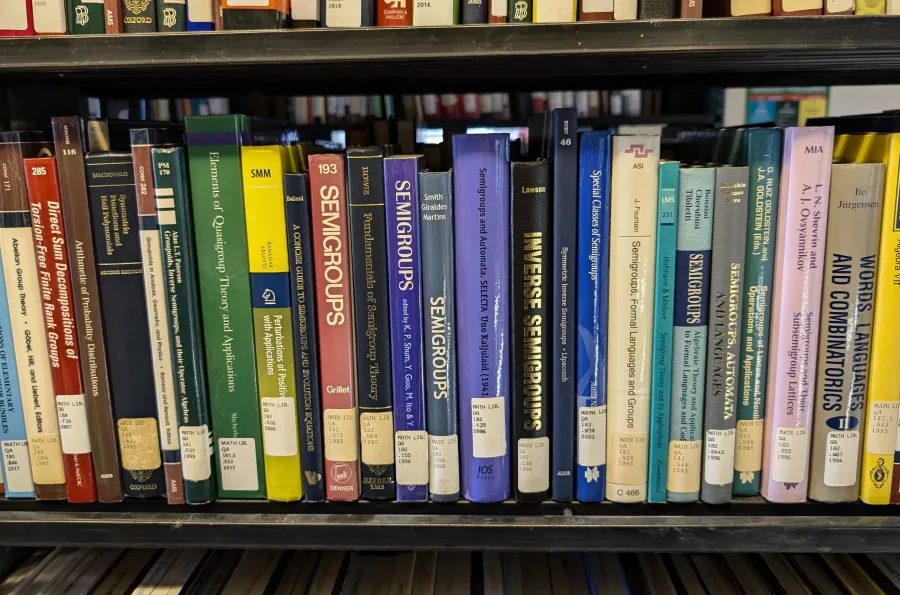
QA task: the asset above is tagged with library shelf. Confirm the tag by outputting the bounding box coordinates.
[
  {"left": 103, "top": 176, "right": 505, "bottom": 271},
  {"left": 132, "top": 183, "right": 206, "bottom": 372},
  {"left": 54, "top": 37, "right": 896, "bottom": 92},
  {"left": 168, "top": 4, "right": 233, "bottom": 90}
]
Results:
[{"left": 0, "top": 499, "right": 896, "bottom": 552}]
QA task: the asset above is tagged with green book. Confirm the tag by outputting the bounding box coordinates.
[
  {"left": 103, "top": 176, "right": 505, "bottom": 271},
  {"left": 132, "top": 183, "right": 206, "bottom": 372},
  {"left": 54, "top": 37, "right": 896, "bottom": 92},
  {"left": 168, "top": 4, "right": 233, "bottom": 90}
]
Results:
[
  {"left": 508, "top": 0, "right": 532, "bottom": 21},
  {"left": 185, "top": 115, "right": 266, "bottom": 499},
  {"left": 157, "top": 0, "right": 187, "bottom": 31},
  {"left": 67, "top": 0, "right": 105, "bottom": 34},
  {"left": 152, "top": 146, "right": 217, "bottom": 504}
]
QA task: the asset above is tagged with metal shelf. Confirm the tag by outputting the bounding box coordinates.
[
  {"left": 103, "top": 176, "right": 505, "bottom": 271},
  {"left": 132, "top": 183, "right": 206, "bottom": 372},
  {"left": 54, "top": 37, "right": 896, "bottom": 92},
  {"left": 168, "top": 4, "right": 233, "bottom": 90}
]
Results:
[
  {"left": 2, "top": 17, "right": 900, "bottom": 93},
  {"left": 0, "top": 499, "right": 897, "bottom": 551}
]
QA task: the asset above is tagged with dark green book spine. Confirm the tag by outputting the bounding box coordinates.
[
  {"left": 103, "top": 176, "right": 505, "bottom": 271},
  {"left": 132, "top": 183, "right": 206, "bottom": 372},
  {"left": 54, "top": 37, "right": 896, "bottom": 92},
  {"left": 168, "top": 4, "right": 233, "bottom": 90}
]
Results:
[
  {"left": 157, "top": 0, "right": 186, "bottom": 30},
  {"left": 68, "top": 0, "right": 106, "bottom": 33},
  {"left": 508, "top": 0, "right": 532, "bottom": 21},
  {"left": 152, "top": 146, "right": 217, "bottom": 505}
]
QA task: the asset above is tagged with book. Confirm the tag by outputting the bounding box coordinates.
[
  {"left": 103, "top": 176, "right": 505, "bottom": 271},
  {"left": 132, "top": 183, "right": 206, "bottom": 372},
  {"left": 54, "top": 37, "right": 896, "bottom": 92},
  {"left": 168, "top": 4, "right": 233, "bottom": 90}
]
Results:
[
  {"left": 157, "top": 0, "right": 186, "bottom": 30},
  {"left": 578, "top": 0, "right": 612, "bottom": 18},
  {"left": 575, "top": 131, "right": 611, "bottom": 503},
  {"left": 0, "top": 133, "right": 67, "bottom": 501},
  {"left": 186, "top": 0, "right": 215, "bottom": 28},
  {"left": 377, "top": 0, "right": 410, "bottom": 24},
  {"left": 309, "top": 153, "right": 360, "bottom": 501},
  {"left": 324, "top": 0, "right": 374, "bottom": 26},
  {"left": 639, "top": 0, "right": 674, "bottom": 17},
  {"left": 289, "top": 0, "right": 318, "bottom": 25},
  {"left": 241, "top": 144, "right": 303, "bottom": 503},
  {"left": 824, "top": 0, "right": 851, "bottom": 12},
  {"left": 606, "top": 135, "right": 660, "bottom": 503},
  {"left": 85, "top": 152, "right": 165, "bottom": 499},
  {"left": 452, "top": 134, "right": 511, "bottom": 503},
  {"left": 25, "top": 156, "right": 98, "bottom": 504},
  {"left": 648, "top": 160, "right": 679, "bottom": 504},
  {"left": 511, "top": 161, "right": 551, "bottom": 503},
  {"left": 131, "top": 129, "right": 184, "bottom": 505},
  {"left": 222, "top": 0, "right": 290, "bottom": 27},
  {"left": 700, "top": 165, "right": 749, "bottom": 505},
  {"left": 185, "top": 115, "right": 266, "bottom": 499},
  {"left": 773, "top": 0, "right": 821, "bottom": 13},
  {"left": 667, "top": 166, "right": 715, "bottom": 504},
  {"left": 550, "top": 107, "right": 578, "bottom": 503},
  {"left": 679, "top": 0, "right": 700, "bottom": 16},
  {"left": 67, "top": 0, "right": 104, "bottom": 33},
  {"left": 734, "top": 128, "right": 782, "bottom": 497},
  {"left": 613, "top": 0, "right": 636, "bottom": 18},
  {"left": 32, "top": 0, "right": 66, "bottom": 33},
  {"left": 460, "top": 0, "right": 486, "bottom": 22},
  {"left": 0, "top": 1, "right": 35, "bottom": 35},
  {"left": 533, "top": 0, "right": 575, "bottom": 20},
  {"left": 152, "top": 146, "right": 217, "bottom": 505},
  {"left": 104, "top": 0, "right": 122, "bottom": 31},
  {"left": 385, "top": 155, "right": 428, "bottom": 502},
  {"left": 489, "top": 0, "right": 506, "bottom": 21},
  {"left": 284, "top": 173, "right": 326, "bottom": 503},
  {"left": 412, "top": 0, "right": 456, "bottom": 23},
  {"left": 508, "top": 0, "right": 531, "bottom": 21},
  {"left": 418, "top": 170, "right": 460, "bottom": 502},
  {"left": 855, "top": 0, "right": 884, "bottom": 11},
  {"left": 122, "top": 0, "right": 157, "bottom": 31},
  {"left": 808, "top": 162, "right": 884, "bottom": 503},
  {"left": 347, "top": 147, "right": 396, "bottom": 501},
  {"left": 761, "top": 125, "right": 835, "bottom": 503},
  {"left": 703, "top": 0, "right": 770, "bottom": 15},
  {"left": 50, "top": 118, "right": 122, "bottom": 504}
]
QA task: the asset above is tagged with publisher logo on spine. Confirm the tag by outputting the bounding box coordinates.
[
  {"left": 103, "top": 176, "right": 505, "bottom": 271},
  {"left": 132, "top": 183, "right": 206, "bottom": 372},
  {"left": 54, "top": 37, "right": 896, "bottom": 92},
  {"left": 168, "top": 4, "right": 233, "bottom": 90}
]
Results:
[
  {"left": 75, "top": 5, "right": 90, "bottom": 25},
  {"left": 625, "top": 144, "right": 653, "bottom": 159},
  {"left": 332, "top": 462, "right": 353, "bottom": 484}
]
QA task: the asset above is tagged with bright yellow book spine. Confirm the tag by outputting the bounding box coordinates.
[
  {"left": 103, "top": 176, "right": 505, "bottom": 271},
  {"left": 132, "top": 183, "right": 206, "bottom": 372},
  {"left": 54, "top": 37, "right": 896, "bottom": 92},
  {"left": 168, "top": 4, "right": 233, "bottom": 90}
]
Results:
[
  {"left": 855, "top": 0, "right": 885, "bottom": 12},
  {"left": 241, "top": 145, "right": 303, "bottom": 502},
  {"left": 859, "top": 132, "right": 900, "bottom": 504}
]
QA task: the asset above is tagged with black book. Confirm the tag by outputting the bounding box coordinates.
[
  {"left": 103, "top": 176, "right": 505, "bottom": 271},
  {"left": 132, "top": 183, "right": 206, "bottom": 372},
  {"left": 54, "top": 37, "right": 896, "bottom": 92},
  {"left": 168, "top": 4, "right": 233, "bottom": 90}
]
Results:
[
  {"left": 461, "top": 0, "right": 487, "bottom": 23},
  {"left": 511, "top": 161, "right": 552, "bottom": 503},
  {"left": 122, "top": 0, "right": 158, "bottom": 32},
  {"left": 346, "top": 147, "right": 396, "bottom": 501},
  {"left": 639, "top": 0, "right": 675, "bottom": 18}
]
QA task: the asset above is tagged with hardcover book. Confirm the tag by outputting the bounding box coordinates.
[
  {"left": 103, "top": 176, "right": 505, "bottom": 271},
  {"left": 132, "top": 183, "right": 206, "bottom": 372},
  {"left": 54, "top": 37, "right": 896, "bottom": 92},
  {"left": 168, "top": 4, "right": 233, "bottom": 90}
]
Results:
[
  {"left": 51, "top": 117, "right": 123, "bottom": 504},
  {"left": 667, "top": 166, "right": 715, "bottom": 504},
  {"left": 613, "top": 0, "right": 636, "bottom": 18},
  {"left": 185, "top": 115, "right": 266, "bottom": 499},
  {"left": 511, "top": 161, "right": 551, "bottom": 503},
  {"left": 86, "top": 152, "right": 165, "bottom": 499},
  {"left": 533, "top": 0, "right": 574, "bottom": 20},
  {"left": 222, "top": 0, "right": 289, "bottom": 27},
  {"left": 152, "top": 146, "right": 218, "bottom": 505},
  {"left": 104, "top": 0, "right": 122, "bottom": 31},
  {"left": 679, "top": 0, "right": 700, "bottom": 16},
  {"left": 575, "top": 131, "right": 612, "bottom": 503},
  {"left": 508, "top": 0, "right": 531, "bottom": 21},
  {"left": 157, "top": 0, "right": 186, "bottom": 30},
  {"left": 761, "top": 126, "right": 834, "bottom": 503},
  {"left": 285, "top": 173, "right": 326, "bottom": 502},
  {"left": 68, "top": 0, "right": 104, "bottom": 33},
  {"left": 325, "top": 0, "right": 374, "bottom": 26},
  {"left": 490, "top": 0, "right": 506, "bottom": 21},
  {"left": 385, "top": 156, "right": 428, "bottom": 502},
  {"left": 377, "top": 0, "right": 411, "bottom": 24},
  {"left": 186, "top": 0, "right": 215, "bottom": 28},
  {"left": 419, "top": 170, "right": 460, "bottom": 502},
  {"left": 606, "top": 134, "right": 660, "bottom": 503},
  {"left": 0, "top": 0, "right": 35, "bottom": 35},
  {"left": 773, "top": 0, "right": 821, "bottom": 14},
  {"left": 412, "top": 0, "right": 456, "bottom": 23},
  {"left": 290, "top": 0, "right": 319, "bottom": 25},
  {"left": 855, "top": 0, "right": 884, "bottom": 12},
  {"left": 703, "top": 0, "right": 770, "bottom": 15},
  {"left": 824, "top": 0, "right": 851, "bottom": 11},
  {"left": 347, "top": 147, "right": 396, "bottom": 501},
  {"left": 700, "top": 165, "right": 749, "bottom": 505},
  {"left": 452, "top": 134, "right": 511, "bottom": 503},
  {"left": 309, "top": 153, "right": 360, "bottom": 501},
  {"left": 647, "top": 160, "right": 678, "bottom": 504},
  {"left": 31, "top": 0, "right": 66, "bottom": 33},
  {"left": 25, "top": 157, "right": 97, "bottom": 503},
  {"left": 734, "top": 128, "right": 782, "bottom": 497},
  {"left": 460, "top": 0, "right": 487, "bottom": 22},
  {"left": 808, "top": 162, "right": 884, "bottom": 503},
  {"left": 639, "top": 0, "right": 674, "bottom": 17},
  {"left": 122, "top": 0, "right": 157, "bottom": 31},
  {"left": 578, "top": 0, "right": 611, "bottom": 17}
]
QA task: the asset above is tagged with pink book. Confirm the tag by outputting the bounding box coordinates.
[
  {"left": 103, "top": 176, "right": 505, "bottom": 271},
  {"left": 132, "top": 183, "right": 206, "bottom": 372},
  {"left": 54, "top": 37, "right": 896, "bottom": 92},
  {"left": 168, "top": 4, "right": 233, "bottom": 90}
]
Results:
[{"left": 761, "top": 126, "right": 835, "bottom": 503}]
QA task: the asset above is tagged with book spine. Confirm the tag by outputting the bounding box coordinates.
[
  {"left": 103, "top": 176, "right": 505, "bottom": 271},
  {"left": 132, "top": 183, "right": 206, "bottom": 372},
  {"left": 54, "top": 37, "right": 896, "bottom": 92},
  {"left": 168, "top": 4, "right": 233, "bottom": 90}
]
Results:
[
  {"left": 612, "top": 0, "right": 636, "bottom": 18},
  {"left": 324, "top": 0, "right": 371, "bottom": 26},
  {"left": 186, "top": 0, "right": 214, "bottom": 27},
  {"left": 385, "top": 156, "right": 428, "bottom": 502},
  {"left": 734, "top": 128, "right": 782, "bottom": 497},
  {"left": 104, "top": 0, "right": 122, "bottom": 30},
  {"left": 185, "top": 115, "right": 266, "bottom": 499},
  {"left": 679, "top": 0, "right": 700, "bottom": 16},
  {"left": 508, "top": 0, "right": 532, "bottom": 21},
  {"left": 854, "top": 0, "right": 884, "bottom": 12},
  {"left": 309, "top": 153, "right": 360, "bottom": 501},
  {"left": 377, "top": 0, "right": 411, "bottom": 24},
  {"left": 647, "top": 161, "right": 679, "bottom": 504},
  {"left": 489, "top": 0, "right": 506, "bottom": 21},
  {"left": 133, "top": 142, "right": 184, "bottom": 505},
  {"left": 606, "top": 135, "right": 660, "bottom": 503},
  {"left": 51, "top": 118, "right": 123, "bottom": 504},
  {"left": 152, "top": 146, "right": 217, "bottom": 505},
  {"left": 824, "top": 0, "right": 852, "bottom": 11},
  {"left": 347, "top": 148, "right": 396, "bottom": 501},
  {"left": 773, "top": 0, "right": 821, "bottom": 14},
  {"left": 284, "top": 173, "right": 326, "bottom": 503},
  {"left": 533, "top": 0, "right": 574, "bottom": 19},
  {"left": 86, "top": 153, "right": 165, "bottom": 499},
  {"left": 575, "top": 131, "right": 611, "bottom": 503},
  {"left": 700, "top": 166, "right": 749, "bottom": 505},
  {"left": 550, "top": 107, "right": 578, "bottom": 502},
  {"left": 452, "top": 134, "right": 511, "bottom": 503},
  {"left": 122, "top": 0, "right": 157, "bottom": 30},
  {"left": 157, "top": 0, "right": 187, "bottom": 30},
  {"left": 460, "top": 0, "right": 487, "bottom": 22},
  {"left": 241, "top": 145, "right": 302, "bottom": 503},
  {"left": 666, "top": 166, "right": 714, "bottom": 504},
  {"left": 0, "top": 0, "right": 35, "bottom": 35},
  {"left": 808, "top": 163, "right": 884, "bottom": 503},
  {"left": 290, "top": 0, "right": 318, "bottom": 25},
  {"left": 68, "top": 0, "right": 105, "bottom": 33},
  {"left": 25, "top": 157, "right": 97, "bottom": 503},
  {"left": 412, "top": 0, "right": 456, "bottom": 23},
  {"left": 222, "top": 0, "right": 290, "bottom": 28},
  {"left": 31, "top": 0, "right": 67, "bottom": 33},
  {"left": 638, "top": 0, "right": 673, "bottom": 17},
  {"left": 418, "top": 171, "right": 460, "bottom": 502},
  {"left": 761, "top": 126, "right": 834, "bottom": 503},
  {"left": 578, "top": 0, "right": 612, "bottom": 18},
  {"left": 511, "top": 161, "right": 551, "bottom": 502}
]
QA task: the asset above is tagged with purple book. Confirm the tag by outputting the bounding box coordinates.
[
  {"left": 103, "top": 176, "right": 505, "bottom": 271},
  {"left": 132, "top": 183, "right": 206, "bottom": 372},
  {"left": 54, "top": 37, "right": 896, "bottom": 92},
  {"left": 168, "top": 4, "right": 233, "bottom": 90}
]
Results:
[
  {"left": 452, "top": 134, "right": 511, "bottom": 503},
  {"left": 384, "top": 156, "right": 429, "bottom": 502}
]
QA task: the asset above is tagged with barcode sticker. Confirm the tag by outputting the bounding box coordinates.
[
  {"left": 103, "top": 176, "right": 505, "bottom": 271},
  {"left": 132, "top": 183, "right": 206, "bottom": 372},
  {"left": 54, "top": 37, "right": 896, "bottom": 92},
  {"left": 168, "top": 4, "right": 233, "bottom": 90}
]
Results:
[{"left": 219, "top": 438, "right": 259, "bottom": 492}]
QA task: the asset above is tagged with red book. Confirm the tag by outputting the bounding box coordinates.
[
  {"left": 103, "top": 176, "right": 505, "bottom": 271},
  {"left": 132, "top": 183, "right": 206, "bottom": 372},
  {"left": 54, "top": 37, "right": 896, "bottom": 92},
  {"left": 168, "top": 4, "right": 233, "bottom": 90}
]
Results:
[
  {"left": 104, "top": 0, "right": 122, "bottom": 32},
  {"left": 377, "top": 0, "right": 412, "bottom": 24},
  {"left": 0, "top": 0, "right": 35, "bottom": 36},
  {"left": 24, "top": 157, "right": 97, "bottom": 504},
  {"left": 309, "top": 154, "right": 360, "bottom": 502}
]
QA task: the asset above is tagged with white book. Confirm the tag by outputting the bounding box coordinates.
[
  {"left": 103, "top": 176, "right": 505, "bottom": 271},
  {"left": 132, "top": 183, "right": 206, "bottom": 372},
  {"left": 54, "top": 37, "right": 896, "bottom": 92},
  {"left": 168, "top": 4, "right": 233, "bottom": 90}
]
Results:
[
  {"left": 32, "top": 0, "right": 66, "bottom": 33},
  {"left": 887, "top": 0, "right": 900, "bottom": 12},
  {"left": 291, "top": 0, "right": 318, "bottom": 20},
  {"left": 613, "top": 0, "right": 636, "bottom": 19},
  {"left": 325, "top": 0, "right": 362, "bottom": 27},
  {"left": 606, "top": 134, "right": 660, "bottom": 503},
  {"left": 0, "top": 0, "right": 30, "bottom": 32},
  {"left": 534, "top": 0, "right": 574, "bottom": 21},
  {"left": 412, "top": 0, "right": 455, "bottom": 26}
]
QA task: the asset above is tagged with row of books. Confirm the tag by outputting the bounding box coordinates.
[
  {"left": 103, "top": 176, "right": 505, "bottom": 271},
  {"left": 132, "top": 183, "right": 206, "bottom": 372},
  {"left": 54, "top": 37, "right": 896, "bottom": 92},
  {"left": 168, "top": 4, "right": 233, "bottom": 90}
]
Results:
[
  {"left": 2, "top": 547, "right": 899, "bottom": 594},
  {"left": 2, "top": 0, "right": 896, "bottom": 37}
]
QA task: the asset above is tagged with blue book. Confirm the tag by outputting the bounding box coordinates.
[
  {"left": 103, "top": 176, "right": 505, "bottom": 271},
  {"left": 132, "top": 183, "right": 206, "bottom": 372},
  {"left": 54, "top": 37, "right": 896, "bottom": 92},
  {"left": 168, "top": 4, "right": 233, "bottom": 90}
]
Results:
[
  {"left": 186, "top": 0, "right": 215, "bottom": 29},
  {"left": 647, "top": 161, "right": 680, "bottom": 503},
  {"left": 550, "top": 107, "right": 578, "bottom": 502},
  {"left": 667, "top": 166, "right": 715, "bottom": 503},
  {"left": 452, "top": 134, "right": 511, "bottom": 503},
  {"left": 384, "top": 156, "right": 428, "bottom": 502},
  {"left": 575, "top": 130, "right": 611, "bottom": 503}
]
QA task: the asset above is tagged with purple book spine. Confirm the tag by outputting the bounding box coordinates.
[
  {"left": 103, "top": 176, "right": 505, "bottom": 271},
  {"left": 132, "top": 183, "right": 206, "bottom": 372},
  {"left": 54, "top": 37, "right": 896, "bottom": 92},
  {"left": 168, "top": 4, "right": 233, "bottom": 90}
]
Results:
[
  {"left": 452, "top": 134, "right": 511, "bottom": 503},
  {"left": 385, "top": 156, "right": 429, "bottom": 502}
]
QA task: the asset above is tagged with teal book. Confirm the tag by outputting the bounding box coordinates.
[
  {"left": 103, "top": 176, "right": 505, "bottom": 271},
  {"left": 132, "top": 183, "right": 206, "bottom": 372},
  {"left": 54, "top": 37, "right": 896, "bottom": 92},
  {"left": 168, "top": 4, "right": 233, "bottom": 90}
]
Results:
[
  {"left": 647, "top": 161, "right": 679, "bottom": 504},
  {"left": 667, "top": 166, "right": 715, "bottom": 503}
]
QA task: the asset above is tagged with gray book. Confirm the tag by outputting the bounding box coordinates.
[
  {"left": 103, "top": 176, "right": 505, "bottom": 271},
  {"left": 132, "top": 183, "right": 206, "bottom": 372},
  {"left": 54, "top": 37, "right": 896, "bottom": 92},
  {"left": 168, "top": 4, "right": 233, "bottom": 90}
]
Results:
[
  {"left": 701, "top": 166, "right": 750, "bottom": 504},
  {"left": 809, "top": 162, "right": 885, "bottom": 503}
]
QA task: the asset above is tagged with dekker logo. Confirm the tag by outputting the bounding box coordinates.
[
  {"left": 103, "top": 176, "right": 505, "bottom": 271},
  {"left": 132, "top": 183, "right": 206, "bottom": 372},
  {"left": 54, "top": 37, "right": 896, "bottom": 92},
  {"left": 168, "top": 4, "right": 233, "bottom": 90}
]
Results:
[
  {"left": 262, "top": 288, "right": 276, "bottom": 305},
  {"left": 625, "top": 144, "right": 653, "bottom": 158},
  {"left": 331, "top": 462, "right": 353, "bottom": 484},
  {"left": 805, "top": 146, "right": 824, "bottom": 154}
]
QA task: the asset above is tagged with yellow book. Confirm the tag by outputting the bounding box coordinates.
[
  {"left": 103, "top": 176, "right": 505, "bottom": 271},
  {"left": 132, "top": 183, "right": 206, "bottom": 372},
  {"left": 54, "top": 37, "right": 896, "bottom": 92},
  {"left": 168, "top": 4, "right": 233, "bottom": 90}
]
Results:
[
  {"left": 855, "top": 0, "right": 885, "bottom": 12},
  {"left": 241, "top": 145, "right": 303, "bottom": 502},
  {"left": 821, "top": 555, "right": 886, "bottom": 595}
]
